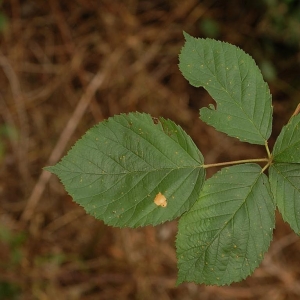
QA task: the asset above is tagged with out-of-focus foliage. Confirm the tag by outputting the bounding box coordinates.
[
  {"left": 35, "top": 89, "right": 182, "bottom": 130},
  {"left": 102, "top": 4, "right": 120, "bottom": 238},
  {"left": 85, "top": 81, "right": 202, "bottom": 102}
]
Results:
[
  {"left": 0, "top": 0, "right": 8, "bottom": 32},
  {"left": 263, "top": 0, "right": 300, "bottom": 46},
  {"left": 0, "top": 225, "right": 25, "bottom": 299},
  {"left": 259, "top": 0, "right": 300, "bottom": 83},
  {"left": 0, "top": 124, "right": 18, "bottom": 163},
  {"left": 199, "top": 18, "right": 220, "bottom": 39}
]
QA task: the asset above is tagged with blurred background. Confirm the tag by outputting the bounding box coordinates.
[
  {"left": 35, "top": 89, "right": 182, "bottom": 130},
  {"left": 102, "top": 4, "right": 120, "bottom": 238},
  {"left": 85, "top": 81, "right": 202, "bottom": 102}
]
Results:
[{"left": 1, "top": 0, "right": 300, "bottom": 299}]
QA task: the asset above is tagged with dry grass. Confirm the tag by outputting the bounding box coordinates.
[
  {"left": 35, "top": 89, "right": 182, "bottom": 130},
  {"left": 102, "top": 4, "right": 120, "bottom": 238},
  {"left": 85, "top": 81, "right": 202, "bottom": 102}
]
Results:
[{"left": 1, "top": 0, "right": 300, "bottom": 299}]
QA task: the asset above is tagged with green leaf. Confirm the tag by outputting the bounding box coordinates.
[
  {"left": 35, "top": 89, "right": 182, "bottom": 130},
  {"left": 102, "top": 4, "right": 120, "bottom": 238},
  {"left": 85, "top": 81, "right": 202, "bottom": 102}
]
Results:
[
  {"left": 272, "top": 114, "right": 300, "bottom": 163},
  {"left": 176, "top": 164, "right": 275, "bottom": 286},
  {"left": 179, "top": 32, "right": 273, "bottom": 145},
  {"left": 269, "top": 163, "right": 300, "bottom": 235},
  {"left": 46, "top": 113, "right": 205, "bottom": 228}
]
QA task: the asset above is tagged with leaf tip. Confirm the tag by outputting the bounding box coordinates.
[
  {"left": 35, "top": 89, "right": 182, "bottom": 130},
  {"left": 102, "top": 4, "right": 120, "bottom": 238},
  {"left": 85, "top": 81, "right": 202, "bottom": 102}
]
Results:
[
  {"left": 43, "top": 165, "right": 54, "bottom": 173},
  {"left": 183, "top": 31, "right": 192, "bottom": 41},
  {"left": 175, "top": 277, "right": 184, "bottom": 286},
  {"left": 43, "top": 164, "right": 59, "bottom": 175}
]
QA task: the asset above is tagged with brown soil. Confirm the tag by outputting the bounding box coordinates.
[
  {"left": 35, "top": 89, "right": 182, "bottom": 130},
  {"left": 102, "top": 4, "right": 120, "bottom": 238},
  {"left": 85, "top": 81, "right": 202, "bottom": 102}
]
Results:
[{"left": 1, "top": 1, "right": 300, "bottom": 299}]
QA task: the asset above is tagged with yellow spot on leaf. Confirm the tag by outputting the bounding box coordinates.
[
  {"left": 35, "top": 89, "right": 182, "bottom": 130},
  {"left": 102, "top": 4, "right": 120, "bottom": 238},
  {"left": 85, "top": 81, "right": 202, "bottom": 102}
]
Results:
[{"left": 154, "top": 192, "right": 167, "bottom": 207}]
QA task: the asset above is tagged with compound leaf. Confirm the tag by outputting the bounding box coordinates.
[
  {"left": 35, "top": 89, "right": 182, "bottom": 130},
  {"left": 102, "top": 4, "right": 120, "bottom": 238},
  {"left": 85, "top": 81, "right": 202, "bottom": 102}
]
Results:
[
  {"left": 45, "top": 113, "right": 205, "bottom": 228},
  {"left": 179, "top": 32, "right": 272, "bottom": 145},
  {"left": 272, "top": 114, "right": 300, "bottom": 163},
  {"left": 269, "top": 163, "right": 300, "bottom": 235},
  {"left": 176, "top": 164, "right": 275, "bottom": 286}
]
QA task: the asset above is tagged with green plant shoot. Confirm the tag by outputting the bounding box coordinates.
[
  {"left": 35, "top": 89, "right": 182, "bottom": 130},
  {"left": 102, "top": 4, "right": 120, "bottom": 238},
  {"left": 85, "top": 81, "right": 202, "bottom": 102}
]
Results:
[{"left": 45, "top": 32, "right": 300, "bottom": 286}]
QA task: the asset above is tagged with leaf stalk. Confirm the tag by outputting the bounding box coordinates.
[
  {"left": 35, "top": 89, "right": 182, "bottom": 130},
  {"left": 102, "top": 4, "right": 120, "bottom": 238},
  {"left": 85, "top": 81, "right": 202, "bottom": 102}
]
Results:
[
  {"left": 202, "top": 158, "right": 269, "bottom": 169},
  {"left": 265, "top": 141, "right": 272, "bottom": 159}
]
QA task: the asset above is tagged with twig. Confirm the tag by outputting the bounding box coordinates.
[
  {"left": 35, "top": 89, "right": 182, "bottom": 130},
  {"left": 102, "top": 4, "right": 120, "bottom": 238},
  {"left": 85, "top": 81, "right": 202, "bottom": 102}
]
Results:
[
  {"left": 21, "top": 43, "right": 123, "bottom": 223},
  {"left": 0, "top": 51, "right": 30, "bottom": 184},
  {"left": 20, "top": 70, "right": 106, "bottom": 222},
  {"left": 49, "top": 0, "right": 74, "bottom": 55},
  {"left": 262, "top": 233, "right": 300, "bottom": 293}
]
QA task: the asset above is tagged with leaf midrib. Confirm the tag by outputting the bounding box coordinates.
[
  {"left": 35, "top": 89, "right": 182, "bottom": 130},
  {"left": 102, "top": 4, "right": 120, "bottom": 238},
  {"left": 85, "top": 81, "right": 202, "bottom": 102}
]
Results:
[
  {"left": 192, "top": 38, "right": 268, "bottom": 143},
  {"left": 191, "top": 172, "right": 263, "bottom": 277}
]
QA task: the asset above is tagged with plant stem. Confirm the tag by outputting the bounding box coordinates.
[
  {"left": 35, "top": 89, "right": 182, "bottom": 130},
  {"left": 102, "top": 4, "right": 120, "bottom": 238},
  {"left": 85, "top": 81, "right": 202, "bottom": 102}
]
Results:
[
  {"left": 202, "top": 158, "right": 269, "bottom": 169},
  {"left": 265, "top": 141, "right": 272, "bottom": 159},
  {"left": 261, "top": 160, "right": 272, "bottom": 173}
]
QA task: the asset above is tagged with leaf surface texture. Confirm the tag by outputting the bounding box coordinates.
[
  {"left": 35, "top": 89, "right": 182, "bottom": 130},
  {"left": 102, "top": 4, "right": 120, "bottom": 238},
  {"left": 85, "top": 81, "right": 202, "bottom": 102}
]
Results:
[
  {"left": 269, "top": 163, "right": 300, "bottom": 235},
  {"left": 179, "top": 32, "right": 272, "bottom": 145},
  {"left": 176, "top": 164, "right": 275, "bottom": 285},
  {"left": 46, "top": 113, "right": 205, "bottom": 228}
]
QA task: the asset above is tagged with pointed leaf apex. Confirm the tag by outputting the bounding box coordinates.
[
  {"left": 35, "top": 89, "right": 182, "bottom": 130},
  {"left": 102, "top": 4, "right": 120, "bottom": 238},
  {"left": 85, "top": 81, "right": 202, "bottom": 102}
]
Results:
[
  {"left": 183, "top": 31, "right": 191, "bottom": 40},
  {"left": 47, "top": 113, "right": 205, "bottom": 228}
]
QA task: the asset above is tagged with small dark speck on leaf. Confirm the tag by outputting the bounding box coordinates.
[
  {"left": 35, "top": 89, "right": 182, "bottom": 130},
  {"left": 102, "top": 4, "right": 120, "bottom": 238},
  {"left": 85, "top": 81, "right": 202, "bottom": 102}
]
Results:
[{"left": 152, "top": 117, "right": 160, "bottom": 125}]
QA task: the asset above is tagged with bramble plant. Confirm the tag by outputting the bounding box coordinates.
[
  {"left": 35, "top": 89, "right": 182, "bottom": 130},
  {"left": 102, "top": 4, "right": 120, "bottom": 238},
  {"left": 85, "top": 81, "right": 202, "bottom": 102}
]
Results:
[{"left": 45, "top": 32, "right": 300, "bottom": 286}]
